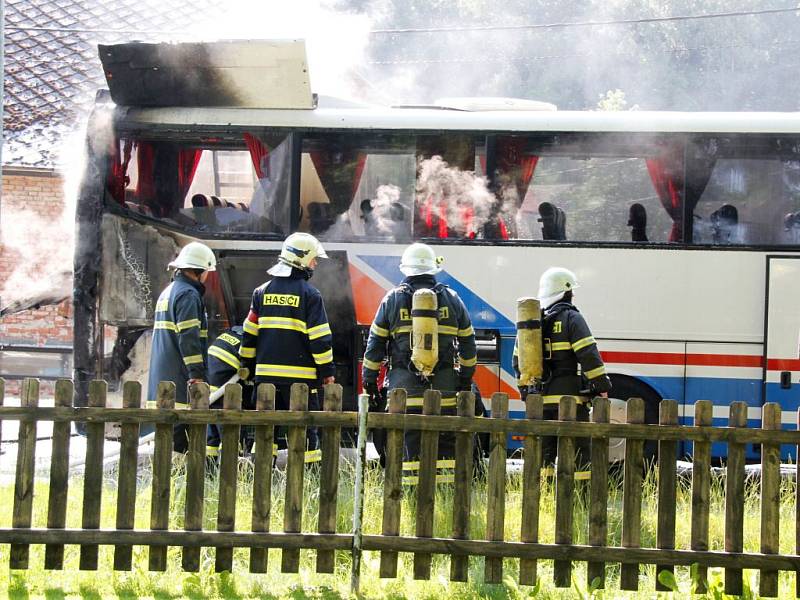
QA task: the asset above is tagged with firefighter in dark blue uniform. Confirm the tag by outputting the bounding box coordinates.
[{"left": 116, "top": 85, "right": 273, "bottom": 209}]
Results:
[
  {"left": 206, "top": 326, "right": 256, "bottom": 458},
  {"left": 513, "top": 267, "right": 611, "bottom": 479},
  {"left": 362, "top": 243, "right": 477, "bottom": 484},
  {"left": 239, "top": 232, "right": 335, "bottom": 463},
  {"left": 147, "top": 242, "right": 216, "bottom": 453}
]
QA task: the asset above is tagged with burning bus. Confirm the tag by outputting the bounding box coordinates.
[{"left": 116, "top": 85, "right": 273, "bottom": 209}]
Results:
[{"left": 75, "top": 40, "right": 800, "bottom": 458}]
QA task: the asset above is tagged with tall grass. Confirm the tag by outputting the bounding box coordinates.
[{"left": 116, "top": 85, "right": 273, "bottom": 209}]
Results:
[{"left": 0, "top": 457, "right": 797, "bottom": 598}]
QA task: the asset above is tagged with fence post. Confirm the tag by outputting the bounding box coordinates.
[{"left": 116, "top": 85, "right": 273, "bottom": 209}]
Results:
[
  {"left": 485, "top": 392, "right": 509, "bottom": 584},
  {"left": 587, "top": 396, "right": 610, "bottom": 588},
  {"left": 350, "top": 392, "right": 369, "bottom": 594},
  {"left": 450, "top": 390, "right": 475, "bottom": 582},
  {"left": 149, "top": 381, "right": 175, "bottom": 572},
  {"left": 414, "top": 388, "right": 441, "bottom": 580},
  {"left": 553, "top": 395, "right": 577, "bottom": 587},
  {"left": 759, "top": 403, "right": 781, "bottom": 597},
  {"left": 620, "top": 397, "right": 645, "bottom": 591},
  {"left": 282, "top": 382, "right": 308, "bottom": 573},
  {"left": 250, "top": 383, "right": 276, "bottom": 574},
  {"left": 724, "top": 401, "right": 747, "bottom": 596},
  {"left": 656, "top": 399, "right": 678, "bottom": 591},
  {"left": 520, "top": 393, "right": 543, "bottom": 587},
  {"left": 10, "top": 377, "right": 39, "bottom": 569},
  {"left": 113, "top": 380, "right": 141, "bottom": 571},
  {"left": 80, "top": 379, "right": 107, "bottom": 571},
  {"left": 45, "top": 379, "right": 73, "bottom": 570},
  {"left": 216, "top": 383, "right": 242, "bottom": 573},
  {"left": 379, "top": 388, "right": 407, "bottom": 578},
  {"left": 691, "top": 400, "right": 712, "bottom": 593},
  {"left": 317, "top": 383, "right": 343, "bottom": 573},
  {"left": 182, "top": 381, "right": 209, "bottom": 572}
]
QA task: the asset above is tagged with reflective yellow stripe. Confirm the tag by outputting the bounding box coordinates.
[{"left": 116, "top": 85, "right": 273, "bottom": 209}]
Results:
[
  {"left": 575, "top": 470, "right": 591, "bottom": 480},
  {"left": 255, "top": 364, "right": 317, "bottom": 379},
  {"left": 439, "top": 325, "right": 458, "bottom": 336},
  {"left": 304, "top": 449, "right": 322, "bottom": 463},
  {"left": 312, "top": 349, "right": 333, "bottom": 365},
  {"left": 307, "top": 323, "right": 332, "bottom": 340},
  {"left": 362, "top": 357, "right": 382, "bottom": 371},
  {"left": 391, "top": 326, "right": 412, "bottom": 336},
  {"left": 239, "top": 346, "right": 256, "bottom": 358},
  {"left": 210, "top": 385, "right": 219, "bottom": 392},
  {"left": 550, "top": 342, "right": 572, "bottom": 351},
  {"left": 177, "top": 319, "right": 201, "bottom": 331},
  {"left": 183, "top": 354, "right": 204, "bottom": 366},
  {"left": 370, "top": 323, "right": 389, "bottom": 338},
  {"left": 459, "top": 355, "right": 477, "bottom": 368},
  {"left": 258, "top": 316, "right": 307, "bottom": 333},
  {"left": 243, "top": 320, "right": 258, "bottom": 335},
  {"left": 572, "top": 336, "right": 596, "bottom": 351},
  {"left": 403, "top": 461, "right": 420, "bottom": 471},
  {"left": 402, "top": 476, "right": 419, "bottom": 485},
  {"left": 154, "top": 320, "right": 178, "bottom": 332},
  {"left": 436, "top": 459, "right": 455, "bottom": 469},
  {"left": 585, "top": 365, "right": 606, "bottom": 379},
  {"left": 200, "top": 329, "right": 208, "bottom": 339},
  {"left": 206, "top": 446, "right": 219, "bottom": 457},
  {"left": 402, "top": 473, "right": 456, "bottom": 485},
  {"left": 406, "top": 397, "right": 457, "bottom": 408},
  {"left": 458, "top": 325, "right": 475, "bottom": 337},
  {"left": 543, "top": 395, "right": 587, "bottom": 405},
  {"left": 208, "top": 346, "right": 241, "bottom": 369},
  {"left": 146, "top": 400, "right": 189, "bottom": 408}
]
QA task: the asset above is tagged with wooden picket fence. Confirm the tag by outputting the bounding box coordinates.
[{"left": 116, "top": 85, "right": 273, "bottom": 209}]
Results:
[{"left": 1, "top": 377, "right": 800, "bottom": 596}]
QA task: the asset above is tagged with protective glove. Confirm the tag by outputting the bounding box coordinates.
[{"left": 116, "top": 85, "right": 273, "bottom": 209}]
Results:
[
  {"left": 518, "top": 385, "right": 530, "bottom": 402},
  {"left": 364, "top": 380, "right": 381, "bottom": 411}
]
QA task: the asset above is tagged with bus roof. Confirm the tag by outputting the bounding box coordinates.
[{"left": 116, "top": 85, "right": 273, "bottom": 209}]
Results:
[{"left": 117, "top": 105, "right": 800, "bottom": 134}]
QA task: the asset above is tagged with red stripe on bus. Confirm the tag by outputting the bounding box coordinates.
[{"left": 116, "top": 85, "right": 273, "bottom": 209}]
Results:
[
  {"left": 767, "top": 358, "right": 800, "bottom": 371},
  {"left": 601, "top": 351, "right": 763, "bottom": 368}
]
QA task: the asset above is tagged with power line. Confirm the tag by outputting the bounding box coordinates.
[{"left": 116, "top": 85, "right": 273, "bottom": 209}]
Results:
[{"left": 369, "top": 6, "right": 799, "bottom": 35}]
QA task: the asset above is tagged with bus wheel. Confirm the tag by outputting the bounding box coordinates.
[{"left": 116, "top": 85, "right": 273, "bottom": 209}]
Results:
[{"left": 605, "top": 375, "right": 661, "bottom": 465}]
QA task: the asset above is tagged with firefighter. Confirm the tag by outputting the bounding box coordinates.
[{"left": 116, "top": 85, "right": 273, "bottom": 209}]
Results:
[
  {"left": 206, "top": 326, "right": 256, "bottom": 460},
  {"left": 362, "top": 243, "right": 477, "bottom": 484},
  {"left": 239, "top": 232, "right": 335, "bottom": 464},
  {"left": 147, "top": 241, "right": 216, "bottom": 453},
  {"left": 514, "top": 267, "right": 611, "bottom": 479}
]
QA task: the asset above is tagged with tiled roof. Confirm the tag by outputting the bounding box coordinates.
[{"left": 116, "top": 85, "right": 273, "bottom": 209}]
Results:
[{"left": 4, "top": 0, "right": 226, "bottom": 168}]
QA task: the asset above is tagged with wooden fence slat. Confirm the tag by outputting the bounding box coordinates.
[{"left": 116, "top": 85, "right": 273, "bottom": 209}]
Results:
[
  {"left": 587, "top": 396, "right": 610, "bottom": 588},
  {"left": 759, "top": 403, "right": 781, "bottom": 597},
  {"left": 656, "top": 399, "right": 679, "bottom": 591},
  {"left": 10, "top": 378, "right": 39, "bottom": 569},
  {"left": 724, "top": 401, "right": 748, "bottom": 596},
  {"left": 148, "top": 381, "right": 175, "bottom": 572},
  {"left": 250, "top": 383, "right": 275, "bottom": 574},
  {"left": 520, "top": 393, "right": 544, "bottom": 586},
  {"left": 554, "top": 396, "right": 577, "bottom": 587},
  {"left": 379, "top": 388, "right": 407, "bottom": 578},
  {"left": 182, "top": 382, "right": 209, "bottom": 572},
  {"left": 450, "top": 390, "right": 475, "bottom": 582},
  {"left": 44, "top": 379, "right": 73, "bottom": 570},
  {"left": 414, "top": 389, "right": 441, "bottom": 580},
  {"left": 79, "top": 379, "right": 107, "bottom": 571},
  {"left": 691, "top": 400, "right": 712, "bottom": 593},
  {"left": 620, "top": 397, "right": 645, "bottom": 591},
  {"left": 316, "top": 383, "right": 343, "bottom": 574},
  {"left": 216, "top": 383, "right": 242, "bottom": 573},
  {"left": 281, "top": 382, "right": 307, "bottom": 573},
  {"left": 485, "top": 392, "right": 509, "bottom": 584},
  {"left": 113, "top": 380, "right": 141, "bottom": 571}
]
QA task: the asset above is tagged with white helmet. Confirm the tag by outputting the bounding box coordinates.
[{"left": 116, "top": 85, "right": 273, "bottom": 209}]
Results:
[
  {"left": 399, "top": 243, "right": 443, "bottom": 277},
  {"left": 168, "top": 242, "right": 216, "bottom": 272},
  {"left": 268, "top": 232, "right": 328, "bottom": 276},
  {"left": 538, "top": 267, "right": 579, "bottom": 308}
]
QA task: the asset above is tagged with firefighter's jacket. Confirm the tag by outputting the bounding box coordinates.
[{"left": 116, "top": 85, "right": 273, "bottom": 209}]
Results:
[
  {"left": 513, "top": 301, "right": 611, "bottom": 404},
  {"left": 239, "top": 269, "right": 334, "bottom": 385},
  {"left": 207, "top": 326, "right": 254, "bottom": 408},
  {"left": 147, "top": 272, "right": 208, "bottom": 407},
  {"left": 362, "top": 274, "right": 477, "bottom": 399}
]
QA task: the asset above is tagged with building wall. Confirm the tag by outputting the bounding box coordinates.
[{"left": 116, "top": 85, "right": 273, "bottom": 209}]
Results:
[{"left": 0, "top": 170, "right": 72, "bottom": 393}]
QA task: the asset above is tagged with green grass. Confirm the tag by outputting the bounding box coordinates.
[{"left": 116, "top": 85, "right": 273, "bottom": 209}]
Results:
[{"left": 0, "top": 457, "right": 797, "bottom": 598}]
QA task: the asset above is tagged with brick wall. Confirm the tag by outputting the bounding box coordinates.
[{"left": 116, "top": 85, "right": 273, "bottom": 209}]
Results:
[{"left": 0, "top": 170, "right": 73, "bottom": 394}]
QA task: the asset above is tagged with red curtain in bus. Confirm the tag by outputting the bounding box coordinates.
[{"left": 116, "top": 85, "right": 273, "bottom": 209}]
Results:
[
  {"left": 177, "top": 148, "right": 202, "bottom": 200},
  {"left": 496, "top": 136, "right": 539, "bottom": 202},
  {"left": 107, "top": 138, "right": 133, "bottom": 205},
  {"left": 244, "top": 133, "right": 270, "bottom": 178},
  {"left": 309, "top": 150, "right": 367, "bottom": 211},
  {"left": 135, "top": 141, "right": 156, "bottom": 205},
  {"left": 135, "top": 142, "right": 202, "bottom": 217}
]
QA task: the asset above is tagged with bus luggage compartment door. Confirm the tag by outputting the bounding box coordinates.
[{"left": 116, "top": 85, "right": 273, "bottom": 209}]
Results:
[{"left": 764, "top": 256, "right": 800, "bottom": 439}]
